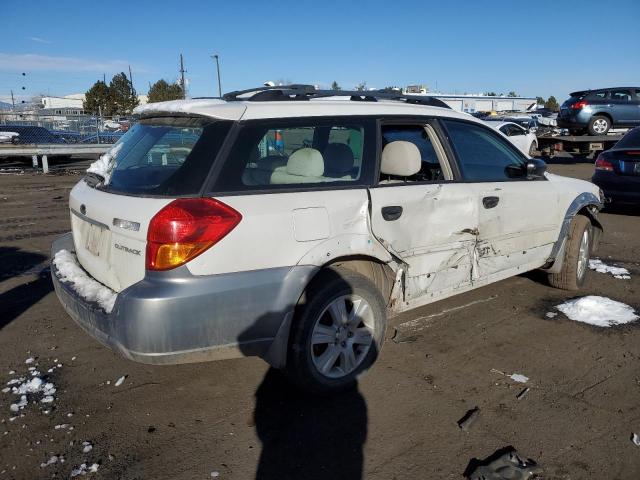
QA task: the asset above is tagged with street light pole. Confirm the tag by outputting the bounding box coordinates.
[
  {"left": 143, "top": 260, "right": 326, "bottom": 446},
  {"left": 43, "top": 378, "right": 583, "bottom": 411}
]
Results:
[{"left": 211, "top": 54, "right": 222, "bottom": 98}]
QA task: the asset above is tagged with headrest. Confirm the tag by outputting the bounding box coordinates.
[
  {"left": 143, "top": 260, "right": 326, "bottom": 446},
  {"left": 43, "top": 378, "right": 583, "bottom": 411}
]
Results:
[
  {"left": 286, "top": 148, "right": 324, "bottom": 177},
  {"left": 323, "top": 143, "right": 354, "bottom": 175},
  {"left": 381, "top": 141, "right": 421, "bottom": 177}
]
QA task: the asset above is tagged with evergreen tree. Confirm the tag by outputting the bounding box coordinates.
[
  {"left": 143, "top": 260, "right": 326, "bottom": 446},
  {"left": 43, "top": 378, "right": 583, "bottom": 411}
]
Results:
[
  {"left": 536, "top": 96, "right": 545, "bottom": 105},
  {"left": 485, "top": 92, "right": 497, "bottom": 96},
  {"left": 544, "top": 95, "right": 559, "bottom": 111},
  {"left": 331, "top": 81, "right": 341, "bottom": 91},
  {"left": 507, "top": 91, "right": 518, "bottom": 97},
  {"left": 109, "top": 72, "right": 139, "bottom": 116},
  {"left": 355, "top": 81, "right": 367, "bottom": 91},
  {"left": 148, "top": 79, "right": 184, "bottom": 103},
  {"left": 83, "top": 80, "right": 111, "bottom": 115}
]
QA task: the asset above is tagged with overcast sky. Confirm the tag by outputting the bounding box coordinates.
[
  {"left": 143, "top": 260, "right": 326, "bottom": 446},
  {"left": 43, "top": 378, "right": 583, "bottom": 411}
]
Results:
[{"left": 2, "top": 0, "right": 639, "bottom": 104}]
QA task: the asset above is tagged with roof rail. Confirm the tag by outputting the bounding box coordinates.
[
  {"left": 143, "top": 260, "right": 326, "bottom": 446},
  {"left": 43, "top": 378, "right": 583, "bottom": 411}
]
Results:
[{"left": 222, "top": 84, "right": 451, "bottom": 109}]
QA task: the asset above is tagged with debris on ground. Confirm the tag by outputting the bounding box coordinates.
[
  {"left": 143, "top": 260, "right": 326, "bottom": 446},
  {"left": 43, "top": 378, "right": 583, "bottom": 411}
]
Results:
[
  {"left": 457, "top": 407, "right": 480, "bottom": 431},
  {"left": 555, "top": 296, "right": 639, "bottom": 327},
  {"left": 114, "top": 375, "right": 127, "bottom": 387},
  {"left": 589, "top": 258, "right": 631, "bottom": 280},
  {"left": 465, "top": 447, "right": 542, "bottom": 479},
  {"left": 632, "top": 433, "right": 640, "bottom": 446},
  {"left": 490, "top": 369, "right": 530, "bottom": 384},
  {"left": 516, "top": 388, "right": 530, "bottom": 400},
  {"left": 509, "top": 374, "right": 529, "bottom": 384},
  {"left": 70, "top": 462, "right": 99, "bottom": 477}
]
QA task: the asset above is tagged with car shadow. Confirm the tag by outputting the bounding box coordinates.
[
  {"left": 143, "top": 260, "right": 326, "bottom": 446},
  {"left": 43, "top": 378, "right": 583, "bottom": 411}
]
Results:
[
  {"left": 238, "top": 268, "right": 370, "bottom": 479},
  {"left": 252, "top": 368, "right": 367, "bottom": 480},
  {"left": 0, "top": 269, "right": 53, "bottom": 329},
  {"left": 0, "top": 246, "right": 48, "bottom": 282}
]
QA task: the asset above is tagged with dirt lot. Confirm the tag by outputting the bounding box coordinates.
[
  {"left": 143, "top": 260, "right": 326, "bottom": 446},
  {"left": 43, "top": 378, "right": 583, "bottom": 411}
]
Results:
[{"left": 1, "top": 160, "right": 639, "bottom": 479}]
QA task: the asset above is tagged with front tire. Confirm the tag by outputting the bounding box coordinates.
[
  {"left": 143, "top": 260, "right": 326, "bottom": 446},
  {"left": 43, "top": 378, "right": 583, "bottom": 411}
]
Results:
[
  {"left": 285, "top": 267, "right": 386, "bottom": 394},
  {"left": 588, "top": 116, "right": 610, "bottom": 136},
  {"left": 548, "top": 215, "right": 591, "bottom": 290}
]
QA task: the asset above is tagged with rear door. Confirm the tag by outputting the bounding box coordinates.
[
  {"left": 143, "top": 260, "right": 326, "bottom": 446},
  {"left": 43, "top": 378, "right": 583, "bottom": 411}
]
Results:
[
  {"left": 440, "top": 119, "right": 561, "bottom": 281},
  {"left": 608, "top": 89, "right": 636, "bottom": 125},
  {"left": 368, "top": 121, "right": 479, "bottom": 308}
]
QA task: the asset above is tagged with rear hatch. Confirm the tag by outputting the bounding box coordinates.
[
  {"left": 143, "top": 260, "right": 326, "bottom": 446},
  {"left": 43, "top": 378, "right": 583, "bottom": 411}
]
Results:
[
  {"left": 560, "top": 92, "right": 587, "bottom": 117},
  {"left": 69, "top": 116, "right": 232, "bottom": 292}
]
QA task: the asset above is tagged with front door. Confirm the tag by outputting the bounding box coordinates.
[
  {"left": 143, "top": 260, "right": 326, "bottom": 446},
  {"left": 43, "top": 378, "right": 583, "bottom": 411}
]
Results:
[{"left": 440, "top": 119, "right": 561, "bottom": 281}]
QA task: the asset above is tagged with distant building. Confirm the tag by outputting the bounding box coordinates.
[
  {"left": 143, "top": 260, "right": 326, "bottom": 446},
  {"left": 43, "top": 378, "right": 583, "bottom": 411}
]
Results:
[{"left": 404, "top": 90, "right": 537, "bottom": 113}]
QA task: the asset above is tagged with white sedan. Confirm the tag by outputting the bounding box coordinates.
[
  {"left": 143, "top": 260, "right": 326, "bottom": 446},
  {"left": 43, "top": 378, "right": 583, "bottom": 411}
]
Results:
[
  {"left": 485, "top": 120, "right": 538, "bottom": 156},
  {"left": 0, "top": 131, "right": 20, "bottom": 144}
]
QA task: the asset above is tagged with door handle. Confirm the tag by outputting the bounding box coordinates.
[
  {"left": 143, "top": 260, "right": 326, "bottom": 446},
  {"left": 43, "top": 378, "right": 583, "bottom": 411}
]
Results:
[
  {"left": 381, "top": 206, "right": 403, "bottom": 221},
  {"left": 482, "top": 196, "right": 500, "bottom": 209}
]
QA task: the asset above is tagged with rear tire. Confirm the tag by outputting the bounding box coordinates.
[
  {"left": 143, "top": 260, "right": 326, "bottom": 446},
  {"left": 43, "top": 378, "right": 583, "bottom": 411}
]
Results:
[
  {"left": 285, "top": 267, "right": 386, "bottom": 394},
  {"left": 588, "top": 116, "right": 610, "bottom": 136},
  {"left": 548, "top": 215, "right": 591, "bottom": 290}
]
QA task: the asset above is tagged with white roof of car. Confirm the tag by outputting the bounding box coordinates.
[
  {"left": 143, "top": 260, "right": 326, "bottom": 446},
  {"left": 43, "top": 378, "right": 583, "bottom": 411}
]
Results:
[
  {"left": 483, "top": 120, "right": 520, "bottom": 129},
  {"left": 133, "top": 97, "right": 477, "bottom": 123}
]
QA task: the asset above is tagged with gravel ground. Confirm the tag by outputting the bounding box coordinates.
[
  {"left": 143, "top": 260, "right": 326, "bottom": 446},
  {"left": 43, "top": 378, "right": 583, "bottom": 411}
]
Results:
[{"left": 1, "top": 159, "right": 639, "bottom": 479}]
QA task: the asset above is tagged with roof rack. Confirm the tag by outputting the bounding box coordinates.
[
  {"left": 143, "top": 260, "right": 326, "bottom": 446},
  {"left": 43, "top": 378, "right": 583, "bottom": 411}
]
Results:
[{"left": 222, "top": 84, "right": 451, "bottom": 109}]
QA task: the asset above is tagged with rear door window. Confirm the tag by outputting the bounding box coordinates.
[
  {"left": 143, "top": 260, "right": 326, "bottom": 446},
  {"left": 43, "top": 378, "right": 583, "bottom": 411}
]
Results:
[
  {"left": 211, "top": 118, "right": 375, "bottom": 192},
  {"left": 93, "top": 117, "right": 231, "bottom": 196},
  {"left": 442, "top": 120, "right": 527, "bottom": 182},
  {"left": 610, "top": 89, "right": 633, "bottom": 102}
]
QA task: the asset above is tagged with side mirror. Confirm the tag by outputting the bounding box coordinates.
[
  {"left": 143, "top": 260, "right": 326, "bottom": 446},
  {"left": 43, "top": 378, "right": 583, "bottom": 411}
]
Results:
[{"left": 526, "top": 158, "right": 547, "bottom": 179}]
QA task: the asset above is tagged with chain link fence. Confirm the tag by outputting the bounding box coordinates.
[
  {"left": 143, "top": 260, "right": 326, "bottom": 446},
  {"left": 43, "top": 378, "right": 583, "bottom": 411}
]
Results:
[{"left": 0, "top": 112, "right": 129, "bottom": 144}]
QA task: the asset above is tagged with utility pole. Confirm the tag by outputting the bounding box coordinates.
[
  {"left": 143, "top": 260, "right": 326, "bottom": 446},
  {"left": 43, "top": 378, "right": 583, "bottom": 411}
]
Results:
[
  {"left": 179, "top": 54, "right": 186, "bottom": 99},
  {"left": 211, "top": 54, "right": 222, "bottom": 98},
  {"left": 10, "top": 90, "right": 15, "bottom": 110},
  {"left": 103, "top": 73, "right": 106, "bottom": 84}
]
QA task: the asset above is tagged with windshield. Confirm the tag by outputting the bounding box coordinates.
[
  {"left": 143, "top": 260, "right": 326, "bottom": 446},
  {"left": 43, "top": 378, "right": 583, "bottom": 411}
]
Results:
[{"left": 88, "top": 117, "right": 231, "bottom": 196}]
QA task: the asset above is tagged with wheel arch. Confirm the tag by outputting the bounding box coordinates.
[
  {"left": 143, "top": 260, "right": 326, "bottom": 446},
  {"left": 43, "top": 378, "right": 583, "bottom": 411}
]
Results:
[
  {"left": 543, "top": 192, "right": 603, "bottom": 272},
  {"left": 591, "top": 112, "right": 613, "bottom": 124}
]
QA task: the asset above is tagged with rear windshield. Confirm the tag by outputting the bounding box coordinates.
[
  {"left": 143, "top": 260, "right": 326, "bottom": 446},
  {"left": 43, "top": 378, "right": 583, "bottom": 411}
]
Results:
[
  {"left": 90, "top": 117, "right": 231, "bottom": 196},
  {"left": 614, "top": 128, "right": 640, "bottom": 150}
]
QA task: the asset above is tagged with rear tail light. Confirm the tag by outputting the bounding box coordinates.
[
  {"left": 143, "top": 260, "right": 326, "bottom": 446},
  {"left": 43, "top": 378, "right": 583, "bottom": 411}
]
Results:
[
  {"left": 146, "top": 198, "right": 242, "bottom": 271},
  {"left": 595, "top": 154, "right": 614, "bottom": 172},
  {"left": 571, "top": 100, "right": 588, "bottom": 109}
]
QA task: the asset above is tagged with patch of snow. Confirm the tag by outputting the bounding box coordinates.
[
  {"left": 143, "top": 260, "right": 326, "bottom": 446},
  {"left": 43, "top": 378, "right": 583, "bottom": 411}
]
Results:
[
  {"left": 10, "top": 395, "right": 28, "bottom": 412},
  {"left": 86, "top": 142, "right": 123, "bottom": 185},
  {"left": 114, "top": 375, "right": 126, "bottom": 387},
  {"left": 25, "top": 358, "right": 35, "bottom": 364},
  {"left": 9, "top": 370, "right": 15, "bottom": 374},
  {"left": 41, "top": 395, "right": 54, "bottom": 404},
  {"left": 589, "top": 258, "right": 631, "bottom": 280},
  {"left": 82, "top": 441, "right": 93, "bottom": 453},
  {"left": 89, "top": 463, "right": 99, "bottom": 473},
  {"left": 54, "top": 424, "right": 69, "bottom": 430},
  {"left": 556, "top": 296, "right": 639, "bottom": 327},
  {"left": 509, "top": 374, "right": 529, "bottom": 383},
  {"left": 53, "top": 249, "right": 117, "bottom": 313},
  {"left": 632, "top": 433, "right": 640, "bottom": 446},
  {"left": 545, "top": 312, "right": 558, "bottom": 319},
  {"left": 211, "top": 472, "right": 220, "bottom": 478},
  {"left": 40, "top": 455, "right": 59, "bottom": 468},
  {"left": 70, "top": 463, "right": 88, "bottom": 477}
]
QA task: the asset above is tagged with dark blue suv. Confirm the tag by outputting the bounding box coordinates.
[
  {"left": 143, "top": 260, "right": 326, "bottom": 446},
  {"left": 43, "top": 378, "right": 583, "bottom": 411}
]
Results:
[{"left": 557, "top": 87, "right": 640, "bottom": 136}]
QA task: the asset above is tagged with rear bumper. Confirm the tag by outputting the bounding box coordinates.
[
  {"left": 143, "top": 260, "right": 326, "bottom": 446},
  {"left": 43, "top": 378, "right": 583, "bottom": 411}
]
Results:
[
  {"left": 592, "top": 172, "right": 640, "bottom": 204},
  {"left": 51, "top": 233, "right": 315, "bottom": 367}
]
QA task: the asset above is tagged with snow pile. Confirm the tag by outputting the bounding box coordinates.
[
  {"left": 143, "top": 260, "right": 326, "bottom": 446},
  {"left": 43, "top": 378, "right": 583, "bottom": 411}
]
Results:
[
  {"left": 40, "top": 455, "right": 64, "bottom": 468},
  {"left": 53, "top": 249, "right": 117, "bottom": 313},
  {"left": 589, "top": 258, "right": 631, "bottom": 280},
  {"left": 4, "top": 360, "right": 58, "bottom": 415},
  {"left": 86, "top": 142, "right": 123, "bottom": 184},
  {"left": 70, "top": 463, "right": 99, "bottom": 477},
  {"left": 556, "top": 296, "right": 639, "bottom": 327}
]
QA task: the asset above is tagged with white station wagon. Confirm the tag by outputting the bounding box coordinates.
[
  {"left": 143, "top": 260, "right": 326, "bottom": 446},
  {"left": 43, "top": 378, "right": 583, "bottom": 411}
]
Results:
[{"left": 51, "top": 85, "right": 603, "bottom": 393}]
